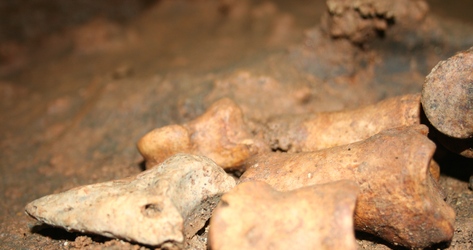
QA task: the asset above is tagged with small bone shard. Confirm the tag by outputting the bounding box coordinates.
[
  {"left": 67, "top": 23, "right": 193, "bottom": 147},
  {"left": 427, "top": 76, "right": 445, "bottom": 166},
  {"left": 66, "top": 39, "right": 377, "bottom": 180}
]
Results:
[
  {"left": 25, "top": 154, "right": 236, "bottom": 247},
  {"left": 137, "top": 98, "right": 269, "bottom": 170},
  {"left": 209, "top": 180, "right": 359, "bottom": 250},
  {"left": 263, "top": 93, "right": 421, "bottom": 152},
  {"left": 240, "top": 125, "right": 455, "bottom": 248}
]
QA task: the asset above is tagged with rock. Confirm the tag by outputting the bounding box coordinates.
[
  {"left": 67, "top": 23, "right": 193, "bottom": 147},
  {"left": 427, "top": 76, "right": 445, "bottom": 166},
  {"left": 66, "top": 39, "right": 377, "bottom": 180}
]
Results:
[
  {"left": 208, "top": 180, "right": 359, "bottom": 250},
  {"left": 25, "top": 154, "right": 236, "bottom": 247},
  {"left": 321, "top": 0, "right": 429, "bottom": 45},
  {"left": 240, "top": 125, "right": 455, "bottom": 248}
]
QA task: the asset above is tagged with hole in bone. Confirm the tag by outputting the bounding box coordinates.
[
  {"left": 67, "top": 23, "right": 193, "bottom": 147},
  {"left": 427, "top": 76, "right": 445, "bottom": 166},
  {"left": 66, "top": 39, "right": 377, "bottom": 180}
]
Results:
[
  {"left": 141, "top": 203, "right": 163, "bottom": 217},
  {"left": 196, "top": 218, "right": 211, "bottom": 236}
]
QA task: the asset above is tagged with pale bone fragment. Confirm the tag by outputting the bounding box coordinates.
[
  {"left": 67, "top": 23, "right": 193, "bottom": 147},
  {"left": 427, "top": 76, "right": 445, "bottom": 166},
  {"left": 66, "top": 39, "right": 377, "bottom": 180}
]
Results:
[
  {"left": 264, "top": 93, "right": 421, "bottom": 152},
  {"left": 209, "top": 180, "right": 359, "bottom": 250},
  {"left": 240, "top": 125, "right": 455, "bottom": 248},
  {"left": 25, "top": 154, "right": 236, "bottom": 247},
  {"left": 137, "top": 98, "right": 269, "bottom": 170}
]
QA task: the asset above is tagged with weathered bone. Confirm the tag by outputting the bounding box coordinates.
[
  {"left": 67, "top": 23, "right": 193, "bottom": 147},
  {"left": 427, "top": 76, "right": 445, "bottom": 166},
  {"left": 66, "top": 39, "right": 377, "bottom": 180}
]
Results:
[
  {"left": 264, "top": 94, "right": 421, "bottom": 152},
  {"left": 422, "top": 46, "right": 473, "bottom": 158},
  {"left": 137, "top": 98, "right": 269, "bottom": 170},
  {"left": 240, "top": 125, "right": 455, "bottom": 248},
  {"left": 25, "top": 154, "right": 236, "bottom": 247},
  {"left": 138, "top": 95, "right": 422, "bottom": 171},
  {"left": 209, "top": 180, "right": 359, "bottom": 250}
]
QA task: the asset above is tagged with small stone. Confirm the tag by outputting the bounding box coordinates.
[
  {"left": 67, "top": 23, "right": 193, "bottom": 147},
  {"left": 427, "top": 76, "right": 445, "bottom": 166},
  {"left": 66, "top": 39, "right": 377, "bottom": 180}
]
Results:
[{"left": 25, "top": 154, "right": 236, "bottom": 247}]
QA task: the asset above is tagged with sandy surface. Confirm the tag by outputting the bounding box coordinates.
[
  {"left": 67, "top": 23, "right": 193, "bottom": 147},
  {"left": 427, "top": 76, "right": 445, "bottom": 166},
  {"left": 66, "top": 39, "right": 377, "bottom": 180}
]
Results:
[{"left": 0, "top": 0, "right": 472, "bottom": 249}]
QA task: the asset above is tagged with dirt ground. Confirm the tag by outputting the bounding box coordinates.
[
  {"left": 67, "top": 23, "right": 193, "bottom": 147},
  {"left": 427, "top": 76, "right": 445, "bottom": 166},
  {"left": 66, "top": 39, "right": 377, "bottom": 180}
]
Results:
[{"left": 0, "top": 0, "right": 472, "bottom": 249}]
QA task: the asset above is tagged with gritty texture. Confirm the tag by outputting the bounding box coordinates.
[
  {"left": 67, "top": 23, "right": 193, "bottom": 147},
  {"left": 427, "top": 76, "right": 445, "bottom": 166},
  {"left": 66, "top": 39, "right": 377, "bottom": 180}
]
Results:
[
  {"left": 209, "top": 180, "right": 359, "bottom": 250},
  {"left": 25, "top": 154, "right": 236, "bottom": 247},
  {"left": 422, "top": 46, "right": 473, "bottom": 158},
  {"left": 241, "top": 125, "right": 455, "bottom": 248},
  {"left": 422, "top": 46, "right": 473, "bottom": 139},
  {"left": 1, "top": 0, "right": 473, "bottom": 249},
  {"left": 321, "top": 0, "right": 429, "bottom": 45}
]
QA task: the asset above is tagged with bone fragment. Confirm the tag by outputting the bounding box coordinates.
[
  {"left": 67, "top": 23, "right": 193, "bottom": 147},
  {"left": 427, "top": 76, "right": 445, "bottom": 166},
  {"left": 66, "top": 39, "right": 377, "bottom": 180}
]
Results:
[
  {"left": 264, "top": 94, "right": 421, "bottom": 152},
  {"left": 422, "top": 47, "right": 473, "bottom": 139},
  {"left": 139, "top": 95, "right": 421, "bottom": 171},
  {"left": 137, "top": 98, "right": 269, "bottom": 170},
  {"left": 240, "top": 125, "right": 455, "bottom": 248},
  {"left": 25, "top": 154, "right": 236, "bottom": 247},
  {"left": 422, "top": 46, "right": 473, "bottom": 157},
  {"left": 209, "top": 180, "right": 359, "bottom": 250}
]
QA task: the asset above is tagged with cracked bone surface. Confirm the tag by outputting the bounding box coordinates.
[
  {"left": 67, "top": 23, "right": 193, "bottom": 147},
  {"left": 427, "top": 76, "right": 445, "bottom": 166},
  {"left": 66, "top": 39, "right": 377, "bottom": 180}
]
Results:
[
  {"left": 25, "top": 154, "right": 236, "bottom": 247},
  {"left": 137, "top": 98, "right": 269, "bottom": 170},
  {"left": 240, "top": 125, "right": 455, "bottom": 248},
  {"left": 209, "top": 180, "right": 359, "bottom": 250},
  {"left": 264, "top": 94, "right": 421, "bottom": 152}
]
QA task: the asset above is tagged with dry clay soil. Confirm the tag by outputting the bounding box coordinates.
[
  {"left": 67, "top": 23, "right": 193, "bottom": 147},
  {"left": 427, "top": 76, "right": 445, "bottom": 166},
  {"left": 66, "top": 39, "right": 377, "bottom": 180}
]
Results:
[{"left": 1, "top": 0, "right": 473, "bottom": 249}]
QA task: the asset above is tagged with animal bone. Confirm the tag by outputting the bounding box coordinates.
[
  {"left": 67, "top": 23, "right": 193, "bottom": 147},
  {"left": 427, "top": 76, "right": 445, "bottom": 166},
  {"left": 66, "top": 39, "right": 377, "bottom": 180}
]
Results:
[
  {"left": 422, "top": 46, "right": 473, "bottom": 158},
  {"left": 209, "top": 180, "right": 359, "bottom": 250},
  {"left": 139, "top": 95, "right": 421, "bottom": 171},
  {"left": 240, "top": 125, "right": 455, "bottom": 248},
  {"left": 137, "top": 98, "right": 269, "bottom": 170},
  {"left": 25, "top": 154, "right": 236, "bottom": 247},
  {"left": 263, "top": 94, "right": 421, "bottom": 152}
]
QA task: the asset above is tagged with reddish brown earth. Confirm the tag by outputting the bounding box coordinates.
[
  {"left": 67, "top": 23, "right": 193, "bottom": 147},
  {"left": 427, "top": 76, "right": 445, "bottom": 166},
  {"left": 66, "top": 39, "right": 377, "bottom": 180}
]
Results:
[{"left": 0, "top": 0, "right": 472, "bottom": 249}]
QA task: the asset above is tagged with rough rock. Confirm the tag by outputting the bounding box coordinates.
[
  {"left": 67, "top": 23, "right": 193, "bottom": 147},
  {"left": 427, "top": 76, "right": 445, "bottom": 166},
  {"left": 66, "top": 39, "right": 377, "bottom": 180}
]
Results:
[
  {"left": 25, "top": 154, "right": 236, "bottom": 247},
  {"left": 209, "top": 180, "right": 359, "bottom": 250},
  {"left": 321, "top": 0, "right": 429, "bottom": 45},
  {"left": 240, "top": 125, "right": 455, "bottom": 248}
]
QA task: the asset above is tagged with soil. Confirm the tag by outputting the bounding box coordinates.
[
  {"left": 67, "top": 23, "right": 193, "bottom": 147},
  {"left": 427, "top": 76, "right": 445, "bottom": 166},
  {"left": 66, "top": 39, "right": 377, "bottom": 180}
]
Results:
[{"left": 0, "top": 0, "right": 472, "bottom": 249}]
